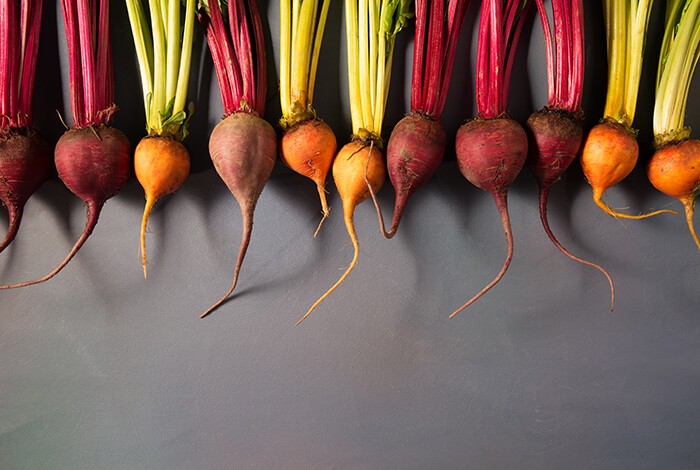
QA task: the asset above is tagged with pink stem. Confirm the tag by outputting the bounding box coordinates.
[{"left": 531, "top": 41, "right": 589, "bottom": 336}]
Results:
[
  {"left": 76, "top": 0, "right": 96, "bottom": 126},
  {"left": 235, "top": 0, "right": 254, "bottom": 112},
  {"left": 96, "top": 0, "right": 112, "bottom": 116},
  {"left": 246, "top": 0, "right": 266, "bottom": 115},
  {"left": 568, "top": 0, "right": 583, "bottom": 112},
  {"left": 533, "top": 0, "right": 554, "bottom": 106},
  {"left": 423, "top": 0, "right": 445, "bottom": 115},
  {"left": 227, "top": 0, "right": 248, "bottom": 108},
  {"left": 18, "top": 0, "right": 44, "bottom": 126},
  {"left": 435, "top": 0, "right": 469, "bottom": 119},
  {"left": 502, "top": 0, "right": 529, "bottom": 110},
  {"left": 411, "top": 0, "right": 427, "bottom": 111},
  {"left": 551, "top": 0, "right": 569, "bottom": 108},
  {"left": 200, "top": 15, "right": 235, "bottom": 114},
  {"left": 487, "top": 0, "right": 503, "bottom": 118},
  {"left": 60, "top": 0, "right": 84, "bottom": 126},
  {"left": 475, "top": 0, "right": 491, "bottom": 117},
  {"left": 7, "top": 0, "right": 19, "bottom": 123},
  {"left": 0, "top": 0, "right": 16, "bottom": 123},
  {"left": 208, "top": 0, "right": 242, "bottom": 110}
]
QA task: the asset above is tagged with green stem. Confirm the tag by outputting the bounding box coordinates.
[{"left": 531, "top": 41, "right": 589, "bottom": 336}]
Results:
[
  {"left": 124, "top": 0, "right": 153, "bottom": 120},
  {"left": 165, "top": 0, "right": 180, "bottom": 99},
  {"left": 280, "top": 0, "right": 291, "bottom": 117},
  {"left": 174, "top": 0, "right": 195, "bottom": 114}
]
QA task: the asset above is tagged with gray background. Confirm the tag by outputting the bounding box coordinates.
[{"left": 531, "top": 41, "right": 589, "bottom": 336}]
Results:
[{"left": 2, "top": 1, "right": 700, "bottom": 469}]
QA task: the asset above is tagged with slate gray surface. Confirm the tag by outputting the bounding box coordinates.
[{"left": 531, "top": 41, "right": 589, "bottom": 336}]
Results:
[{"left": 1, "top": 1, "right": 699, "bottom": 469}]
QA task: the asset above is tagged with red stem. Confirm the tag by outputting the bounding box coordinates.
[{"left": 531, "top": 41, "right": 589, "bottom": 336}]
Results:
[
  {"left": 552, "top": 0, "right": 569, "bottom": 108},
  {"left": 18, "top": 0, "right": 44, "bottom": 126},
  {"left": 96, "top": 0, "right": 113, "bottom": 116},
  {"left": 568, "top": 0, "right": 583, "bottom": 112},
  {"left": 229, "top": 0, "right": 253, "bottom": 109},
  {"left": 76, "top": 0, "right": 96, "bottom": 126},
  {"left": 475, "top": 0, "right": 491, "bottom": 117},
  {"left": 0, "top": 0, "right": 19, "bottom": 124},
  {"left": 210, "top": 0, "right": 243, "bottom": 111},
  {"left": 60, "top": 0, "right": 84, "bottom": 126},
  {"left": 246, "top": 0, "right": 266, "bottom": 115},
  {"left": 411, "top": 0, "right": 427, "bottom": 111},
  {"left": 502, "top": 0, "right": 529, "bottom": 110},
  {"left": 201, "top": 15, "right": 235, "bottom": 114},
  {"left": 435, "top": 0, "right": 469, "bottom": 119},
  {"left": 487, "top": 0, "right": 502, "bottom": 117},
  {"left": 533, "top": 0, "right": 554, "bottom": 105},
  {"left": 423, "top": 0, "right": 445, "bottom": 115}
]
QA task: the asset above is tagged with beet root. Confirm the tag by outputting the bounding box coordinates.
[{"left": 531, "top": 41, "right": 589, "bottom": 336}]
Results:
[
  {"left": 580, "top": 121, "right": 676, "bottom": 219},
  {"left": 201, "top": 112, "right": 277, "bottom": 318},
  {"left": 279, "top": 119, "right": 336, "bottom": 235},
  {"left": 647, "top": 139, "right": 700, "bottom": 251},
  {"left": 375, "top": 112, "right": 446, "bottom": 237},
  {"left": 452, "top": 116, "right": 527, "bottom": 317},
  {"left": 0, "top": 129, "right": 53, "bottom": 253},
  {"left": 0, "top": 125, "right": 130, "bottom": 289},
  {"left": 526, "top": 108, "right": 582, "bottom": 187},
  {"left": 526, "top": 108, "right": 615, "bottom": 309}
]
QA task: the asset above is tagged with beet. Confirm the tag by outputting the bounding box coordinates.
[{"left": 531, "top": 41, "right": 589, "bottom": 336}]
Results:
[
  {"left": 383, "top": 112, "right": 446, "bottom": 237},
  {"left": 201, "top": 112, "right": 277, "bottom": 317},
  {"left": 0, "top": 125, "right": 130, "bottom": 289},
  {"left": 527, "top": 108, "right": 615, "bottom": 309},
  {"left": 0, "top": 129, "right": 53, "bottom": 252},
  {"left": 452, "top": 115, "right": 527, "bottom": 316}
]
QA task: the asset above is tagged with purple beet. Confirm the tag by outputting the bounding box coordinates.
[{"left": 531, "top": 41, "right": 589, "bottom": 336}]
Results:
[
  {"left": 0, "top": 129, "right": 53, "bottom": 252},
  {"left": 527, "top": 107, "right": 614, "bottom": 310},
  {"left": 452, "top": 115, "right": 527, "bottom": 317},
  {"left": 0, "top": 126, "right": 130, "bottom": 289}
]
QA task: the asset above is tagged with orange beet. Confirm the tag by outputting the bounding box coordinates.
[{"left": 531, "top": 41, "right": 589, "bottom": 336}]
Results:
[
  {"left": 648, "top": 139, "right": 700, "bottom": 250},
  {"left": 581, "top": 121, "right": 676, "bottom": 219},
  {"left": 296, "top": 138, "right": 385, "bottom": 325},
  {"left": 279, "top": 119, "right": 337, "bottom": 236},
  {"left": 134, "top": 135, "right": 190, "bottom": 278}
]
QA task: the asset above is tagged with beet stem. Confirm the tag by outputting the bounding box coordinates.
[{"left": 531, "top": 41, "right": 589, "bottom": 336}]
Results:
[
  {"left": 593, "top": 190, "right": 678, "bottom": 219},
  {"left": 313, "top": 182, "right": 330, "bottom": 238},
  {"left": 681, "top": 196, "right": 700, "bottom": 251},
  {"left": 201, "top": 201, "right": 254, "bottom": 318},
  {"left": 296, "top": 206, "right": 359, "bottom": 326},
  {"left": 0, "top": 204, "right": 23, "bottom": 254},
  {"left": 140, "top": 195, "right": 155, "bottom": 279},
  {"left": 450, "top": 193, "right": 513, "bottom": 318},
  {"left": 539, "top": 186, "right": 615, "bottom": 311},
  {"left": 0, "top": 200, "right": 101, "bottom": 289}
]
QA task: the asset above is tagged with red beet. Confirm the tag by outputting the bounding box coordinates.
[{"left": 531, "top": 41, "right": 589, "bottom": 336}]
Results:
[
  {"left": 0, "top": 126, "right": 130, "bottom": 289},
  {"left": 378, "top": 113, "right": 445, "bottom": 237},
  {"left": 452, "top": 115, "right": 527, "bottom": 317},
  {"left": 0, "top": 129, "right": 53, "bottom": 252},
  {"left": 201, "top": 112, "right": 277, "bottom": 317},
  {"left": 527, "top": 108, "right": 615, "bottom": 309}
]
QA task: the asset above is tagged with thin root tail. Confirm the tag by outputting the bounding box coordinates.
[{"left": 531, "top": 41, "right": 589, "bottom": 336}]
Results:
[
  {"left": 0, "top": 201, "right": 102, "bottom": 289},
  {"left": 540, "top": 187, "right": 615, "bottom": 311},
  {"left": 594, "top": 192, "right": 678, "bottom": 220}
]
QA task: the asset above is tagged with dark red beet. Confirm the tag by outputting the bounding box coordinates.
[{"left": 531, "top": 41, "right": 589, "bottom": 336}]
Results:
[
  {"left": 200, "top": 112, "right": 277, "bottom": 318},
  {"left": 0, "top": 129, "right": 53, "bottom": 253},
  {"left": 378, "top": 112, "right": 446, "bottom": 237},
  {"left": 0, "top": 125, "right": 130, "bottom": 289},
  {"left": 452, "top": 115, "right": 527, "bottom": 317},
  {"left": 526, "top": 107, "right": 614, "bottom": 309}
]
